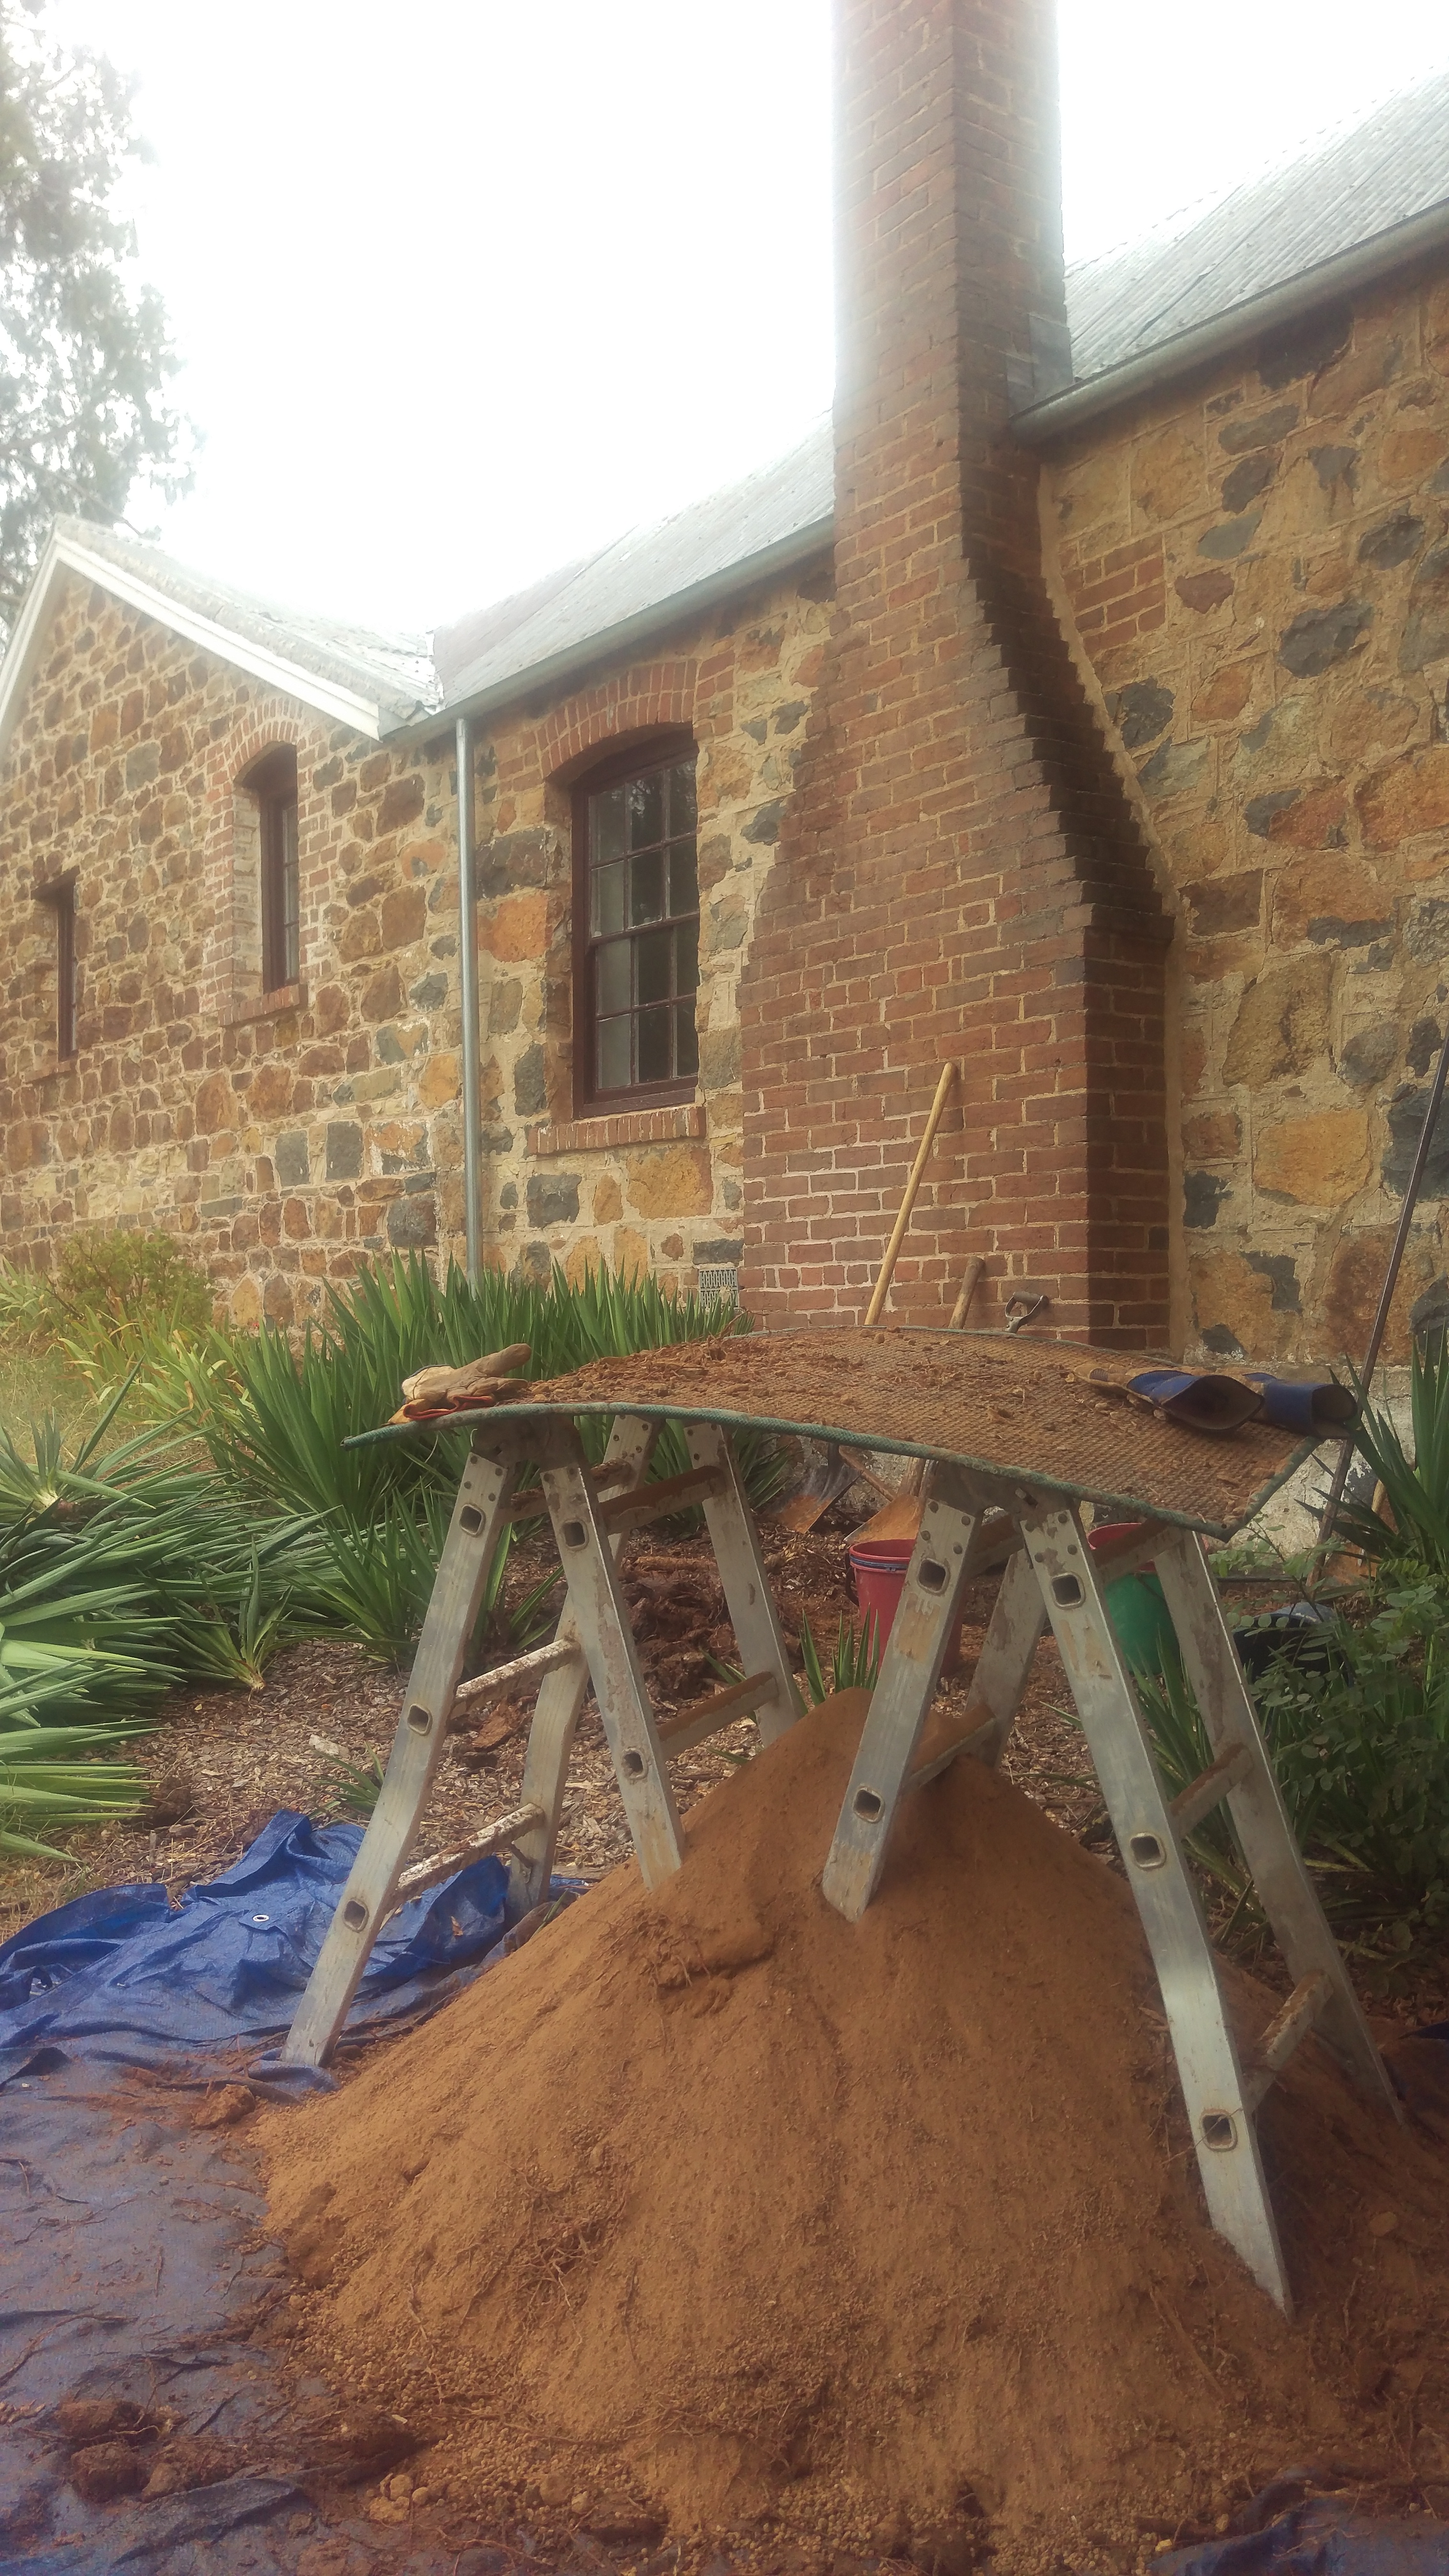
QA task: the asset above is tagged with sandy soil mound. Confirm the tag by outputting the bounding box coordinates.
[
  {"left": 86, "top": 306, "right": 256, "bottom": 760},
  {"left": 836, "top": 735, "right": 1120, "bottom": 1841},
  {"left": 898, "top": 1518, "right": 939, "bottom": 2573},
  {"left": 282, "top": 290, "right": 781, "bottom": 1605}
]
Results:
[{"left": 263, "top": 1693, "right": 1449, "bottom": 2568}]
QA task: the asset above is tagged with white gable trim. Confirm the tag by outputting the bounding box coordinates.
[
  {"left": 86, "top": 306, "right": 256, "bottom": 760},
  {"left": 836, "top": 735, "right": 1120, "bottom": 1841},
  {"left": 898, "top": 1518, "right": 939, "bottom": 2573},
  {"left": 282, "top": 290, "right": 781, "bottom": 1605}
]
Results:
[{"left": 0, "top": 530, "right": 385, "bottom": 766}]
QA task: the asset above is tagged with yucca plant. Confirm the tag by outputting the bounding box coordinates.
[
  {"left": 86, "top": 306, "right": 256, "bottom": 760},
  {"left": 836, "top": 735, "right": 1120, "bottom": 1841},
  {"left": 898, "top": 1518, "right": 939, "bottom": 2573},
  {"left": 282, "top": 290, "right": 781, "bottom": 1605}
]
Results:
[
  {"left": 290, "top": 1495, "right": 562, "bottom": 1668},
  {"left": 150, "top": 1253, "right": 781, "bottom": 1528},
  {"left": 1329, "top": 1329, "right": 1449, "bottom": 1574},
  {"left": 0, "top": 1720, "right": 152, "bottom": 1859},
  {"left": 798, "top": 1610, "right": 884, "bottom": 1705},
  {"left": 318, "top": 1748, "right": 385, "bottom": 1819}
]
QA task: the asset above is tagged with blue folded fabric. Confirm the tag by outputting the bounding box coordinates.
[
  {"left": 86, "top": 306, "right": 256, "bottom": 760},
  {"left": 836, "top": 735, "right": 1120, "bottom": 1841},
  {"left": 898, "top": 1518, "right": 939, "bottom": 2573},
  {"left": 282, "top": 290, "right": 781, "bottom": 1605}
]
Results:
[
  {"left": 1241, "top": 1373, "right": 1356, "bottom": 1435},
  {"left": 1129, "top": 1369, "right": 1264, "bottom": 1434}
]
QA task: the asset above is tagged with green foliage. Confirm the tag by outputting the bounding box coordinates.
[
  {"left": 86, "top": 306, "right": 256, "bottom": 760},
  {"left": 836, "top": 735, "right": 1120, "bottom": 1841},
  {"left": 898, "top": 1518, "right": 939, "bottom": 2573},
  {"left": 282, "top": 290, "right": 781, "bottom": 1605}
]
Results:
[
  {"left": 1253, "top": 1570, "right": 1449, "bottom": 1941},
  {"left": 0, "top": 1234, "right": 214, "bottom": 1388},
  {"left": 1331, "top": 1330, "right": 1449, "bottom": 1574},
  {"left": 0, "top": 1719, "right": 150, "bottom": 1858},
  {"left": 319, "top": 1749, "right": 384, "bottom": 1821},
  {"left": 154, "top": 1254, "right": 781, "bottom": 1527},
  {"left": 0, "top": 6, "right": 193, "bottom": 630},
  {"left": 1129, "top": 1658, "right": 1245, "bottom": 1896},
  {"left": 798, "top": 1610, "right": 883, "bottom": 1706}
]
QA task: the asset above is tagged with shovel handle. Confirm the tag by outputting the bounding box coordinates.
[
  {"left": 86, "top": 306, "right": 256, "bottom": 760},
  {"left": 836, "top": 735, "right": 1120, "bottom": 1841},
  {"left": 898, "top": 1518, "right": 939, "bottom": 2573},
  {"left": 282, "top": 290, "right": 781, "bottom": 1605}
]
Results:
[{"left": 863, "top": 1062, "right": 960, "bottom": 1328}]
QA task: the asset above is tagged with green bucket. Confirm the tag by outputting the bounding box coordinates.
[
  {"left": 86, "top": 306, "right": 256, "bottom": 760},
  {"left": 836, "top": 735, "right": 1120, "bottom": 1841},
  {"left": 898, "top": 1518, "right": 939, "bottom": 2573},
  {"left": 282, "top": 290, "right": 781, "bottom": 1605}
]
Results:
[{"left": 1089, "top": 1523, "right": 1177, "bottom": 1678}]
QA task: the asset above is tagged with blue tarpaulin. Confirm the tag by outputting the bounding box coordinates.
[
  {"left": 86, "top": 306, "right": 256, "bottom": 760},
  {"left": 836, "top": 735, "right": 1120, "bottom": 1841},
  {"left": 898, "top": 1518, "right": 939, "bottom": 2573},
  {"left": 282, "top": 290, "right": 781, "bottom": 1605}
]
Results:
[
  {"left": 0, "top": 1810, "right": 519, "bottom": 2091},
  {"left": 0, "top": 1815, "right": 583, "bottom": 2573}
]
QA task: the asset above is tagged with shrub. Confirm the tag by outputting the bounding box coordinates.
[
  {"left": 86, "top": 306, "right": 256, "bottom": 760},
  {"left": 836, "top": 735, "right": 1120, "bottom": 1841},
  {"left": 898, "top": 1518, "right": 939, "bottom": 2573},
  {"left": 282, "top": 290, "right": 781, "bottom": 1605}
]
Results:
[
  {"left": 1252, "top": 1570, "right": 1449, "bottom": 1942},
  {"left": 0, "top": 1230, "right": 213, "bottom": 1380},
  {"left": 160, "top": 1253, "right": 781, "bottom": 1527},
  {"left": 1331, "top": 1329, "right": 1449, "bottom": 1574}
]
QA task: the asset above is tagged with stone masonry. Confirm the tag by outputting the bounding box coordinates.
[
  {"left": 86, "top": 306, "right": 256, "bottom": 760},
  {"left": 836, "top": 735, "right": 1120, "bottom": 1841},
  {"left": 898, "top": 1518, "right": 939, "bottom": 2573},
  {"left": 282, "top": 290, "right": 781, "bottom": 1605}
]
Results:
[
  {"left": 0, "top": 569, "right": 827, "bottom": 1321},
  {"left": 1043, "top": 264, "right": 1449, "bottom": 1363},
  {"left": 5, "top": 3, "right": 1449, "bottom": 1373}
]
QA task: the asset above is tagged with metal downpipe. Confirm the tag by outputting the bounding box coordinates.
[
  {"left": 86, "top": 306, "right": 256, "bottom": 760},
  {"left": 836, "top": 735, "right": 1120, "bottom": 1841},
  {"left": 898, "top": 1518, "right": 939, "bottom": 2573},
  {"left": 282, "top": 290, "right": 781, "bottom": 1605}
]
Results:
[{"left": 456, "top": 713, "right": 483, "bottom": 1281}]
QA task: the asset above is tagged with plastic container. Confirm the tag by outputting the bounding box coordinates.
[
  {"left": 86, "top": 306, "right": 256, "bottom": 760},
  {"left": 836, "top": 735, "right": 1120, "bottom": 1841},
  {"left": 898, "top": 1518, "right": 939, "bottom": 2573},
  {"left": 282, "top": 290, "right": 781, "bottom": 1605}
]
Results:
[
  {"left": 1087, "top": 1521, "right": 1177, "bottom": 1678},
  {"left": 848, "top": 1537, "right": 965, "bottom": 1677}
]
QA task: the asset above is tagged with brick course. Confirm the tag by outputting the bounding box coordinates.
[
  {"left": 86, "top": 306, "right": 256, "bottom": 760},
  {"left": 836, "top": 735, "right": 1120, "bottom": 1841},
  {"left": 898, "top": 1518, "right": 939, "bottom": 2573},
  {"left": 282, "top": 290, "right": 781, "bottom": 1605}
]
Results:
[{"left": 739, "top": 0, "right": 1171, "bottom": 1346}]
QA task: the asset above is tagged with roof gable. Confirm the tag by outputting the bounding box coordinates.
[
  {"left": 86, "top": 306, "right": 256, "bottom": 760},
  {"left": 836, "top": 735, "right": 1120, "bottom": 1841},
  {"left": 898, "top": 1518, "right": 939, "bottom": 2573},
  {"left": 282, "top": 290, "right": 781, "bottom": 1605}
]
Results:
[{"left": 0, "top": 521, "right": 437, "bottom": 769}]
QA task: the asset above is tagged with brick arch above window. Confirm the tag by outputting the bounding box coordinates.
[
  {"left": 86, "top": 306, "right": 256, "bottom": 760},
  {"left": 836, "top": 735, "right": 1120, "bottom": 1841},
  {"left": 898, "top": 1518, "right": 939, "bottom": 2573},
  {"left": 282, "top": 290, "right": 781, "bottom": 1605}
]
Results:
[{"left": 539, "top": 656, "right": 699, "bottom": 784}]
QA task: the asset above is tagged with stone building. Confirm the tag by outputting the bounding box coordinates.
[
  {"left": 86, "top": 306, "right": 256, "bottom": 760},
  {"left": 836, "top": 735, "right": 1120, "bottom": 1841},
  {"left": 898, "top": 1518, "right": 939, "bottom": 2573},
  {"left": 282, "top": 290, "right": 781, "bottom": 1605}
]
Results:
[{"left": 3, "top": 7, "right": 1449, "bottom": 1363}]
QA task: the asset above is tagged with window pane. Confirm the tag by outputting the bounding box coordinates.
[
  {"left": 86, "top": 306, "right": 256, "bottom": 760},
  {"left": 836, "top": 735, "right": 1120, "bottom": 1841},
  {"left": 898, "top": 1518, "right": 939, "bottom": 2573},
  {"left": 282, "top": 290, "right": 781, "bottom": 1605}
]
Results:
[
  {"left": 637, "top": 926, "right": 672, "bottom": 1006},
  {"left": 592, "top": 784, "right": 626, "bottom": 862},
  {"left": 675, "top": 917, "right": 699, "bottom": 994},
  {"left": 675, "top": 1000, "right": 699, "bottom": 1077},
  {"left": 280, "top": 800, "right": 300, "bottom": 984},
  {"left": 597, "top": 1014, "right": 632, "bottom": 1092},
  {"left": 637, "top": 1004, "right": 672, "bottom": 1084},
  {"left": 668, "top": 839, "right": 698, "bottom": 918},
  {"left": 669, "top": 760, "right": 697, "bottom": 833},
  {"left": 595, "top": 936, "right": 632, "bottom": 1016},
  {"left": 629, "top": 849, "right": 664, "bottom": 925},
  {"left": 626, "top": 771, "right": 665, "bottom": 851},
  {"left": 593, "top": 861, "right": 625, "bottom": 935}
]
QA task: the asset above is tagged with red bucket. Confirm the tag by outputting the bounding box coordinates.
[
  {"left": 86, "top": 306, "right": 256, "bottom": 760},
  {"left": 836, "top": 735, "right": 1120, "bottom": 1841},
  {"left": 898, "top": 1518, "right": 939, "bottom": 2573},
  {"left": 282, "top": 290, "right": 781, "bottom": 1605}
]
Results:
[{"left": 847, "top": 1538, "right": 965, "bottom": 1677}]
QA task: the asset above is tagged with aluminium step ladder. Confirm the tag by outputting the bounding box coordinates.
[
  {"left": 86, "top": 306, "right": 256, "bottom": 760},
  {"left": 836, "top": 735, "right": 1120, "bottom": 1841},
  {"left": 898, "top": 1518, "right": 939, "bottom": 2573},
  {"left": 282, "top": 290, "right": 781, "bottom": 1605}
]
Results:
[
  {"left": 282, "top": 1413, "right": 1397, "bottom": 2317},
  {"left": 816, "top": 1455, "right": 1400, "bottom": 2316},
  {"left": 281, "top": 1411, "right": 801, "bottom": 2073}
]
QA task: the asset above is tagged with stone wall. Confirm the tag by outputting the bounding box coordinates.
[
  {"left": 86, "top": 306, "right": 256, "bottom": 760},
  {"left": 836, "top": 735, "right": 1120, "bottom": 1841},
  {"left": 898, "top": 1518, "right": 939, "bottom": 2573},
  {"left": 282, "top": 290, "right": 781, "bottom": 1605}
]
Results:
[
  {"left": 468, "top": 571, "right": 833, "bottom": 1289},
  {"left": 1044, "top": 262, "right": 1449, "bottom": 1365},
  {"left": 0, "top": 564, "right": 830, "bottom": 1319}
]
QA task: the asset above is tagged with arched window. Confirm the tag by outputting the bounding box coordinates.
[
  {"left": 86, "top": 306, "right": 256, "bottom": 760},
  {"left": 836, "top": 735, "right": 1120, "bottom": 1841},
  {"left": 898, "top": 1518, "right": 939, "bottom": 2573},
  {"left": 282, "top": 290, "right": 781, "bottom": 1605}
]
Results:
[
  {"left": 243, "top": 745, "right": 299, "bottom": 992},
  {"left": 573, "top": 733, "right": 699, "bottom": 1108}
]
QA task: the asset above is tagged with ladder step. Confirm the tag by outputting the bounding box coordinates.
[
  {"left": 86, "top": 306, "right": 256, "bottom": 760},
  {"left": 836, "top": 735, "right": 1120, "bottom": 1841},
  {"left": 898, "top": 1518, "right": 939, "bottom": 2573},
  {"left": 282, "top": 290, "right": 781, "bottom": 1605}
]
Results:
[
  {"left": 1170, "top": 1738, "right": 1254, "bottom": 1838},
  {"left": 908, "top": 1714, "right": 998, "bottom": 1789},
  {"left": 597, "top": 1461, "right": 727, "bottom": 1534},
  {"left": 657, "top": 1670, "right": 778, "bottom": 1756},
  {"left": 500, "top": 1458, "right": 638, "bottom": 1523},
  {"left": 1245, "top": 1971, "right": 1334, "bottom": 2109},
  {"left": 453, "top": 1638, "right": 583, "bottom": 1706},
  {"left": 385, "top": 1803, "right": 547, "bottom": 1918}
]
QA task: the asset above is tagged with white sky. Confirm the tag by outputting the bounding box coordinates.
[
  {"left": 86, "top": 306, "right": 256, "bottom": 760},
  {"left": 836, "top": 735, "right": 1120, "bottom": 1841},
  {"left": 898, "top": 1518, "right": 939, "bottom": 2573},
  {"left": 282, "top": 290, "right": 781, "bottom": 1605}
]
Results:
[{"left": 44, "top": 0, "right": 1449, "bottom": 640}]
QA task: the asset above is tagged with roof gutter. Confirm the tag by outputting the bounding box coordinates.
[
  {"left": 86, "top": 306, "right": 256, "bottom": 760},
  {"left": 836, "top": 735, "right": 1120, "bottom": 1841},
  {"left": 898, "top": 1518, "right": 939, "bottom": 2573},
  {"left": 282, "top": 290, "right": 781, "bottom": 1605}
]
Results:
[
  {"left": 1014, "top": 194, "right": 1449, "bottom": 447},
  {"left": 380, "top": 512, "right": 836, "bottom": 746}
]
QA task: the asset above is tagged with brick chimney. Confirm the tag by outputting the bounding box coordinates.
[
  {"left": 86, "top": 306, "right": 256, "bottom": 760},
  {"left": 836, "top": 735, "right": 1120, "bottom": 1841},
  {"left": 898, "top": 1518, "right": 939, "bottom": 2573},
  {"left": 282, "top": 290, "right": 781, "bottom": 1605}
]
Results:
[{"left": 739, "top": 0, "right": 1172, "bottom": 1347}]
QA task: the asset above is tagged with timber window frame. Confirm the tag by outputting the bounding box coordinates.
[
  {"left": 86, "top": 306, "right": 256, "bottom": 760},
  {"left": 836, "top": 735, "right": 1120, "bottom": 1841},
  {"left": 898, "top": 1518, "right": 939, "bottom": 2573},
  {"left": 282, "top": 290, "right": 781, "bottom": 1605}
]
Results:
[
  {"left": 245, "top": 744, "right": 300, "bottom": 994},
  {"left": 571, "top": 731, "right": 701, "bottom": 1115},
  {"left": 37, "top": 871, "right": 78, "bottom": 1060}
]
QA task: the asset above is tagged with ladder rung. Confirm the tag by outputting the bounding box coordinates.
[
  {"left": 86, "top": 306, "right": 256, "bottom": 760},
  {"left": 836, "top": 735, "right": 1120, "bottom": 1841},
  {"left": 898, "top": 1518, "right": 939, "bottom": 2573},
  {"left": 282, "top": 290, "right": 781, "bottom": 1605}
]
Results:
[
  {"left": 453, "top": 1638, "right": 582, "bottom": 1706},
  {"left": 385, "top": 1803, "right": 547, "bottom": 1917},
  {"left": 500, "top": 1459, "right": 637, "bottom": 1523},
  {"left": 1170, "top": 1738, "right": 1254, "bottom": 1838},
  {"left": 908, "top": 1714, "right": 998, "bottom": 1789},
  {"left": 596, "top": 1462, "right": 727, "bottom": 1534},
  {"left": 657, "top": 1670, "right": 778, "bottom": 1756},
  {"left": 1245, "top": 1971, "right": 1334, "bottom": 2109}
]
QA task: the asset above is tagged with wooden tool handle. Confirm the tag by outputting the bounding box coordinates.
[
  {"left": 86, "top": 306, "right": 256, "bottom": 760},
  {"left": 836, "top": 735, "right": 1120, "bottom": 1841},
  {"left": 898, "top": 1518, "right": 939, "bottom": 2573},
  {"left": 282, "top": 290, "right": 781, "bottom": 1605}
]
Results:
[
  {"left": 947, "top": 1255, "right": 982, "bottom": 1332},
  {"left": 863, "top": 1062, "right": 959, "bottom": 1328}
]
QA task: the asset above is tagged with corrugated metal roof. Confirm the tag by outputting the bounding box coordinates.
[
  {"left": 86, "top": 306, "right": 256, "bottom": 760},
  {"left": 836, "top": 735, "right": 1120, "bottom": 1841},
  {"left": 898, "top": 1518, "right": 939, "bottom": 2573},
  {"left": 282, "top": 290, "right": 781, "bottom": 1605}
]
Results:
[
  {"left": 1065, "top": 64, "right": 1449, "bottom": 387},
  {"left": 430, "top": 426, "right": 834, "bottom": 718},
  {"left": 54, "top": 517, "right": 439, "bottom": 727}
]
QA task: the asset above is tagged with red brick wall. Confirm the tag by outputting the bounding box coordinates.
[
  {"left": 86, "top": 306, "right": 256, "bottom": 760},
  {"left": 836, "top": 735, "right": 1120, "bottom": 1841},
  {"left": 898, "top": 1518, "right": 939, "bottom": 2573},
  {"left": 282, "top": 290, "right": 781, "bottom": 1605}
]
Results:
[{"left": 739, "top": 0, "right": 1172, "bottom": 1347}]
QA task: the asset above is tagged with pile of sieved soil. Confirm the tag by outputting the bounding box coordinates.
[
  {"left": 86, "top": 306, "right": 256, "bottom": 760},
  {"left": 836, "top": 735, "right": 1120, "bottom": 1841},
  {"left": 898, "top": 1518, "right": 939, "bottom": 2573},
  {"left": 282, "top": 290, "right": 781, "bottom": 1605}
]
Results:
[{"left": 262, "top": 1694, "right": 1449, "bottom": 2571}]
